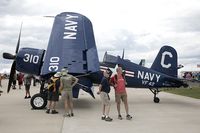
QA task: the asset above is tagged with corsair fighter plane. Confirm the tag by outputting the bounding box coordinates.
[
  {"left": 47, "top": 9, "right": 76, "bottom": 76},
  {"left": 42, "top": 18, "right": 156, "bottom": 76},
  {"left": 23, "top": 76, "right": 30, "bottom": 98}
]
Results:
[{"left": 3, "top": 12, "right": 188, "bottom": 109}]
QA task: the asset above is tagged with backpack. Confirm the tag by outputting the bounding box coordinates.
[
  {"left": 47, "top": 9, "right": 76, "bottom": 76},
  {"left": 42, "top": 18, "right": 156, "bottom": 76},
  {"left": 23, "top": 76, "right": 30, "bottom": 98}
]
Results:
[
  {"left": 48, "top": 77, "right": 59, "bottom": 91},
  {"left": 114, "top": 73, "right": 125, "bottom": 82},
  {"left": 113, "top": 73, "right": 126, "bottom": 86}
]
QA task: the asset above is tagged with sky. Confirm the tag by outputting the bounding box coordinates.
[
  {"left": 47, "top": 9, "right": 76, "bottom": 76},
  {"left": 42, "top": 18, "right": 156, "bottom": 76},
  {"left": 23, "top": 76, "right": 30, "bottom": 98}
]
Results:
[{"left": 0, "top": 0, "right": 200, "bottom": 74}]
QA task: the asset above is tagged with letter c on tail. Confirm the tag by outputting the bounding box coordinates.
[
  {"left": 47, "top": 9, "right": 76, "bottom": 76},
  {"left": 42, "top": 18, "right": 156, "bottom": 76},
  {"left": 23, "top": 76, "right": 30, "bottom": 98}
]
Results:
[{"left": 161, "top": 51, "right": 173, "bottom": 68}]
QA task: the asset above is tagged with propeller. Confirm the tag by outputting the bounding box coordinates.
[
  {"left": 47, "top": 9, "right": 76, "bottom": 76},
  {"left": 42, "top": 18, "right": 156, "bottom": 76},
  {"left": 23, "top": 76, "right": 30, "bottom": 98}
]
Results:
[{"left": 3, "top": 23, "right": 22, "bottom": 93}]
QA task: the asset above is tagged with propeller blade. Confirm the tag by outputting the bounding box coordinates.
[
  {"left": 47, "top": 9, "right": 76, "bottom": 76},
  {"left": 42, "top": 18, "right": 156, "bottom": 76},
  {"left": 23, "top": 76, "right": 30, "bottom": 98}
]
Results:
[
  {"left": 5, "top": 23, "right": 22, "bottom": 93},
  {"left": 15, "top": 22, "right": 23, "bottom": 54},
  {"left": 7, "top": 61, "right": 16, "bottom": 93},
  {"left": 3, "top": 53, "right": 15, "bottom": 60}
]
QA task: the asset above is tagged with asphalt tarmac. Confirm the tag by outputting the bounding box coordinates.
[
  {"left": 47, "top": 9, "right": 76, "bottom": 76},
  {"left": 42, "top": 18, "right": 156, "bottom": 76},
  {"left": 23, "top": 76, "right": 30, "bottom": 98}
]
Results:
[{"left": 0, "top": 79, "right": 200, "bottom": 133}]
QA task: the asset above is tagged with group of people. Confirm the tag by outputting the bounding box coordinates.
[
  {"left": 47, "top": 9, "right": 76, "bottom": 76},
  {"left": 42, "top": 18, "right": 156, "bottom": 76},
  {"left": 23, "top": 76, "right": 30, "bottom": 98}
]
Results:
[
  {"left": 14, "top": 72, "right": 33, "bottom": 99},
  {"left": 46, "top": 68, "right": 78, "bottom": 117},
  {"left": 46, "top": 66, "right": 132, "bottom": 121},
  {"left": 97, "top": 66, "right": 132, "bottom": 122},
  {"left": 1, "top": 66, "right": 132, "bottom": 121},
  {"left": 0, "top": 72, "right": 32, "bottom": 98},
  {"left": 182, "top": 71, "right": 200, "bottom": 81}
]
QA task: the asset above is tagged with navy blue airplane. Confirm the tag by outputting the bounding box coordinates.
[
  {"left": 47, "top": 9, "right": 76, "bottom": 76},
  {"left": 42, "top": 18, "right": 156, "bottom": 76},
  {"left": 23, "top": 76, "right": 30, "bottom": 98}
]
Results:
[{"left": 3, "top": 12, "right": 188, "bottom": 109}]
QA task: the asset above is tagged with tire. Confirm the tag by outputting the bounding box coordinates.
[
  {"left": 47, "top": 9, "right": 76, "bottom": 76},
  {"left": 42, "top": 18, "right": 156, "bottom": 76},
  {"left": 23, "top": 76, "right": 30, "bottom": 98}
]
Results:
[
  {"left": 30, "top": 93, "right": 47, "bottom": 109},
  {"left": 154, "top": 97, "right": 160, "bottom": 103}
]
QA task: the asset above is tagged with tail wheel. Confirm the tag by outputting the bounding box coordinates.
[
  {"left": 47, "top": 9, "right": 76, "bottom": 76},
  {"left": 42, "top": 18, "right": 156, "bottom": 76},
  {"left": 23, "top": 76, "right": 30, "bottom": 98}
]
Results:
[
  {"left": 154, "top": 97, "right": 160, "bottom": 103},
  {"left": 149, "top": 88, "right": 160, "bottom": 103},
  {"left": 30, "top": 93, "right": 47, "bottom": 109}
]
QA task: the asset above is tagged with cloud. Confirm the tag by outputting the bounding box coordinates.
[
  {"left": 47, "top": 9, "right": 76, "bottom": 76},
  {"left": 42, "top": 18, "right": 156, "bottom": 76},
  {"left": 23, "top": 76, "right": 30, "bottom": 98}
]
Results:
[
  {"left": 0, "top": 0, "right": 26, "bottom": 16},
  {"left": 0, "top": 0, "right": 200, "bottom": 74},
  {"left": 164, "top": 9, "right": 200, "bottom": 33}
]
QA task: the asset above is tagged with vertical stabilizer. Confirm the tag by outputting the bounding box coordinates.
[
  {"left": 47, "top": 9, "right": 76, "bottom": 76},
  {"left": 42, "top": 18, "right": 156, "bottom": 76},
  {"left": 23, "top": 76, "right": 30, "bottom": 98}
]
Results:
[{"left": 151, "top": 46, "right": 178, "bottom": 77}]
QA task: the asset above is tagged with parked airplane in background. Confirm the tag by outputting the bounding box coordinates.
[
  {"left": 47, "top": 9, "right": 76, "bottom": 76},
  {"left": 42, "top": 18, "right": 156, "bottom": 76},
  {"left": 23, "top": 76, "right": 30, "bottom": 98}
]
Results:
[{"left": 3, "top": 12, "right": 188, "bottom": 109}]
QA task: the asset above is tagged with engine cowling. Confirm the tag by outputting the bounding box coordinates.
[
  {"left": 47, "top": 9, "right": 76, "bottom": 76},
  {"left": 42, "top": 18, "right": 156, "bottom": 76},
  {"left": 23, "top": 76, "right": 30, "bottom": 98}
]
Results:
[{"left": 16, "top": 48, "right": 45, "bottom": 75}]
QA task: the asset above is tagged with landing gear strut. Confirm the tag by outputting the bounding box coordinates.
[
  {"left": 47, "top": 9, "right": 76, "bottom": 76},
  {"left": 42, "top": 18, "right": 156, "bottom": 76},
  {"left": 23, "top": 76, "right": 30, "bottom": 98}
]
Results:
[{"left": 149, "top": 88, "right": 160, "bottom": 103}]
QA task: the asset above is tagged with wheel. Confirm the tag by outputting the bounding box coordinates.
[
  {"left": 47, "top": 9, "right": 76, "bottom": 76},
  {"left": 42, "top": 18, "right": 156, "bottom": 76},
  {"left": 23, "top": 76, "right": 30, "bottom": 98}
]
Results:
[
  {"left": 30, "top": 93, "right": 47, "bottom": 109},
  {"left": 154, "top": 97, "right": 160, "bottom": 103}
]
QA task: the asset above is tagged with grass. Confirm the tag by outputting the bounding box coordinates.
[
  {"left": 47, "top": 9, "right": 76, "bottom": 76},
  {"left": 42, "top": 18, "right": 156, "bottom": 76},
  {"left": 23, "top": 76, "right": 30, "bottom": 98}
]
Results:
[{"left": 163, "top": 87, "right": 200, "bottom": 99}]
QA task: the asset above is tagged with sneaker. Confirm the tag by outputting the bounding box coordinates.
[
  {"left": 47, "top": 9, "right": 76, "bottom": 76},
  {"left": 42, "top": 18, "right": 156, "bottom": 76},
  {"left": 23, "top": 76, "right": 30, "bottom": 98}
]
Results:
[
  {"left": 71, "top": 113, "right": 74, "bottom": 117},
  {"left": 101, "top": 116, "right": 106, "bottom": 120},
  {"left": 105, "top": 116, "right": 113, "bottom": 122},
  {"left": 118, "top": 115, "right": 123, "bottom": 120},
  {"left": 27, "top": 96, "right": 31, "bottom": 98},
  {"left": 51, "top": 110, "right": 58, "bottom": 114},
  {"left": 126, "top": 114, "right": 132, "bottom": 120},
  {"left": 63, "top": 113, "right": 71, "bottom": 117},
  {"left": 46, "top": 109, "right": 50, "bottom": 114},
  {"left": 24, "top": 96, "right": 28, "bottom": 99}
]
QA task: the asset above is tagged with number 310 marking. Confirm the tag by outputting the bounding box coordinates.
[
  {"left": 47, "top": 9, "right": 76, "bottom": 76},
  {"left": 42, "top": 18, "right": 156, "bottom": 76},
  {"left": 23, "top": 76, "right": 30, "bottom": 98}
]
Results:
[
  {"left": 48, "top": 57, "right": 60, "bottom": 72},
  {"left": 23, "top": 54, "right": 39, "bottom": 64}
]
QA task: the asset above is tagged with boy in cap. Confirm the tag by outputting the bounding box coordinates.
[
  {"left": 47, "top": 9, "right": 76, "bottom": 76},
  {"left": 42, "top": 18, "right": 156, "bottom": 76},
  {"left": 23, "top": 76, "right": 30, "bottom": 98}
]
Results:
[
  {"left": 59, "top": 68, "right": 78, "bottom": 117},
  {"left": 97, "top": 70, "right": 113, "bottom": 122},
  {"left": 46, "top": 72, "right": 61, "bottom": 114}
]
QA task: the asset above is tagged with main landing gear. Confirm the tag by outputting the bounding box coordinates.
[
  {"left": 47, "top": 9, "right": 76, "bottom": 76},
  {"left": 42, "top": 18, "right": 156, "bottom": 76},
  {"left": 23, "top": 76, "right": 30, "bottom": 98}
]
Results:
[
  {"left": 30, "top": 80, "right": 48, "bottom": 109},
  {"left": 149, "top": 88, "right": 160, "bottom": 103}
]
